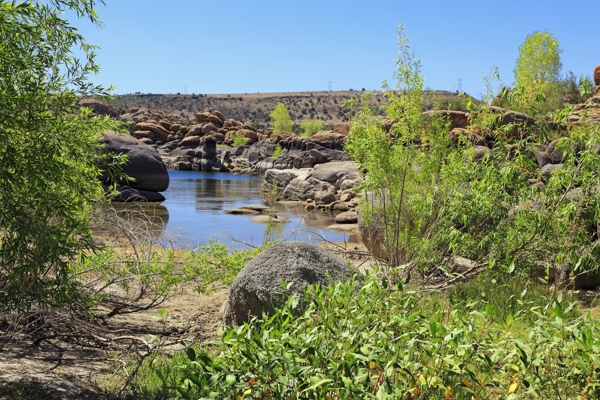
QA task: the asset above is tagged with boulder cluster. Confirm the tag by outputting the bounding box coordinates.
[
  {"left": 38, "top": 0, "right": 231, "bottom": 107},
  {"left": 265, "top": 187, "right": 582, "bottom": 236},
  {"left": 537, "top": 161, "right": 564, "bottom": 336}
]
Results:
[
  {"left": 567, "top": 65, "right": 600, "bottom": 125},
  {"left": 114, "top": 107, "right": 360, "bottom": 208},
  {"left": 265, "top": 161, "right": 360, "bottom": 211}
]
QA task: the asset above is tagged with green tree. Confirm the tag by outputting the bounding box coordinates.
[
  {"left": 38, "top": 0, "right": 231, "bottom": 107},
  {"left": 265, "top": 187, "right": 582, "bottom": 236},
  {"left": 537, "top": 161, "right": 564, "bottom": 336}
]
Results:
[
  {"left": 508, "top": 31, "right": 563, "bottom": 114},
  {"left": 0, "top": 0, "right": 118, "bottom": 312},
  {"left": 300, "top": 119, "right": 325, "bottom": 137},
  {"left": 347, "top": 25, "right": 600, "bottom": 286},
  {"left": 269, "top": 102, "right": 293, "bottom": 134}
]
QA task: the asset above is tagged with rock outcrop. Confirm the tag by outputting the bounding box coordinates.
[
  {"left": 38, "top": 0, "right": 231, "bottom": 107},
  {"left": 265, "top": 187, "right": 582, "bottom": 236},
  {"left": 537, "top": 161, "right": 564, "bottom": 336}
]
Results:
[
  {"left": 99, "top": 132, "right": 169, "bottom": 201},
  {"left": 77, "top": 98, "right": 119, "bottom": 118},
  {"left": 264, "top": 161, "right": 360, "bottom": 206},
  {"left": 222, "top": 241, "right": 360, "bottom": 325}
]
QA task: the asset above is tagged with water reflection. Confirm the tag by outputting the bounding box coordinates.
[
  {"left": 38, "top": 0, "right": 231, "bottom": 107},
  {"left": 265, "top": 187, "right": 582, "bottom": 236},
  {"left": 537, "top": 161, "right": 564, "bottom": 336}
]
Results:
[
  {"left": 105, "top": 170, "right": 357, "bottom": 250},
  {"left": 193, "top": 177, "right": 262, "bottom": 211},
  {"left": 96, "top": 202, "right": 170, "bottom": 245}
]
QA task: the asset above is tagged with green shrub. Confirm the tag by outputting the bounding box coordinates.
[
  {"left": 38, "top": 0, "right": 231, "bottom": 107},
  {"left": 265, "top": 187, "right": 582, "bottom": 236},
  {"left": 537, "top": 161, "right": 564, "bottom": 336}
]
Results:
[
  {"left": 0, "top": 0, "right": 122, "bottom": 312},
  {"left": 184, "top": 240, "right": 262, "bottom": 294},
  {"left": 300, "top": 120, "right": 326, "bottom": 136},
  {"left": 272, "top": 145, "right": 283, "bottom": 158},
  {"left": 269, "top": 102, "right": 293, "bottom": 134},
  {"left": 232, "top": 132, "right": 247, "bottom": 146},
  {"left": 346, "top": 25, "right": 600, "bottom": 286},
  {"left": 161, "top": 277, "right": 598, "bottom": 399},
  {"left": 503, "top": 30, "right": 564, "bottom": 115},
  {"left": 448, "top": 272, "right": 579, "bottom": 324}
]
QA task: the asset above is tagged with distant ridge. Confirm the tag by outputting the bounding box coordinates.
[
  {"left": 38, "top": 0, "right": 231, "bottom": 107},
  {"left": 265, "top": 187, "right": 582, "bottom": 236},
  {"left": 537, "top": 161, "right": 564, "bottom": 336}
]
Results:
[{"left": 109, "top": 90, "right": 469, "bottom": 131}]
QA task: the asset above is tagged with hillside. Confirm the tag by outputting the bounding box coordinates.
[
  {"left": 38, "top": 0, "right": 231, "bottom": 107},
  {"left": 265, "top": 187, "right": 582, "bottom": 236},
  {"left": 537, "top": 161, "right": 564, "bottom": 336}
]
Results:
[{"left": 108, "top": 90, "right": 468, "bottom": 130}]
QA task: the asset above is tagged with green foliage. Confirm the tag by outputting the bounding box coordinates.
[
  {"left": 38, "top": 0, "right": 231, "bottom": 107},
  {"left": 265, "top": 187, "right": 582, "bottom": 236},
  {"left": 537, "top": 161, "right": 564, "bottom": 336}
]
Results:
[
  {"left": 184, "top": 241, "right": 262, "bottom": 295},
  {"left": 271, "top": 145, "right": 283, "bottom": 158},
  {"left": 433, "top": 94, "right": 471, "bottom": 111},
  {"left": 269, "top": 102, "right": 293, "bottom": 134},
  {"left": 0, "top": 0, "right": 119, "bottom": 312},
  {"left": 345, "top": 25, "right": 452, "bottom": 274},
  {"left": 506, "top": 31, "right": 564, "bottom": 115},
  {"left": 448, "top": 272, "right": 578, "bottom": 324},
  {"left": 232, "top": 132, "right": 247, "bottom": 146},
  {"left": 155, "top": 277, "right": 598, "bottom": 399},
  {"left": 346, "top": 25, "right": 600, "bottom": 286},
  {"left": 563, "top": 71, "right": 594, "bottom": 105},
  {"left": 74, "top": 246, "right": 191, "bottom": 311},
  {"left": 300, "top": 120, "right": 326, "bottom": 137}
]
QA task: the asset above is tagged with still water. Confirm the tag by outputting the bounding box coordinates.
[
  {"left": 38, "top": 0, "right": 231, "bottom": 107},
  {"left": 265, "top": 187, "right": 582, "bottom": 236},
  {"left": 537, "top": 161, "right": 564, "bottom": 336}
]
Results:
[{"left": 112, "top": 170, "right": 358, "bottom": 250}]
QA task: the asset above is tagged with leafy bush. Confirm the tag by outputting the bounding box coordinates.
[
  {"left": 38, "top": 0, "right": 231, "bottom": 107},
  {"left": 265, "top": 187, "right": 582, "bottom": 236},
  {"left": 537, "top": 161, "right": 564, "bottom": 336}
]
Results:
[
  {"left": 0, "top": 0, "right": 121, "bottom": 312},
  {"left": 300, "top": 120, "right": 326, "bottom": 136},
  {"left": 503, "top": 31, "right": 564, "bottom": 115},
  {"left": 563, "top": 71, "right": 594, "bottom": 105},
  {"left": 184, "top": 240, "right": 262, "bottom": 294},
  {"left": 345, "top": 25, "right": 600, "bottom": 286},
  {"left": 344, "top": 25, "right": 455, "bottom": 275},
  {"left": 232, "top": 132, "right": 247, "bottom": 146},
  {"left": 272, "top": 145, "right": 283, "bottom": 158},
  {"left": 162, "top": 277, "right": 597, "bottom": 399},
  {"left": 448, "top": 272, "right": 579, "bottom": 324},
  {"left": 269, "top": 102, "right": 294, "bottom": 134},
  {"left": 433, "top": 93, "right": 472, "bottom": 111}
]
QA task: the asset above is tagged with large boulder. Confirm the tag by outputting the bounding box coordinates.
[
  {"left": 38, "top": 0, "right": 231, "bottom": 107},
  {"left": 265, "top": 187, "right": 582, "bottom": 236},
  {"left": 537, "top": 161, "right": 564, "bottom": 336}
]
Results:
[
  {"left": 423, "top": 110, "right": 469, "bottom": 130},
  {"left": 133, "top": 121, "right": 170, "bottom": 142},
  {"left": 99, "top": 132, "right": 169, "bottom": 199},
  {"left": 222, "top": 241, "right": 360, "bottom": 325},
  {"left": 77, "top": 98, "right": 118, "bottom": 118},
  {"left": 310, "top": 161, "right": 360, "bottom": 190}
]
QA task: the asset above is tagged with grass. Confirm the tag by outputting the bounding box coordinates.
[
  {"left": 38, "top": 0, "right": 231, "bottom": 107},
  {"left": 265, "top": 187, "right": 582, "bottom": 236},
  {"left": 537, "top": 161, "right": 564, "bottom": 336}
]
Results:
[
  {"left": 122, "top": 271, "right": 598, "bottom": 400},
  {"left": 0, "top": 382, "right": 47, "bottom": 400}
]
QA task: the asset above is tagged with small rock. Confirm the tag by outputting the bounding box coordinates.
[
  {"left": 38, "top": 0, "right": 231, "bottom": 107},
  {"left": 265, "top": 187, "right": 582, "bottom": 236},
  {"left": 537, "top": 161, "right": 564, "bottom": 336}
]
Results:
[
  {"left": 340, "top": 193, "right": 353, "bottom": 202},
  {"left": 224, "top": 208, "right": 260, "bottom": 215},
  {"left": 250, "top": 215, "right": 289, "bottom": 224},
  {"left": 330, "top": 201, "right": 350, "bottom": 212},
  {"left": 335, "top": 210, "right": 358, "bottom": 224},
  {"left": 327, "top": 223, "right": 358, "bottom": 231},
  {"left": 240, "top": 205, "right": 271, "bottom": 213},
  {"left": 541, "top": 163, "right": 563, "bottom": 178}
]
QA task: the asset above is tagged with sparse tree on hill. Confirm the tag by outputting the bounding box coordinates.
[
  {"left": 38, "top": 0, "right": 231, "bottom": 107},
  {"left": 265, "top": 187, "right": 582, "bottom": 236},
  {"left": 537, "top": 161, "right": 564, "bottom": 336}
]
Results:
[{"left": 269, "top": 102, "right": 293, "bottom": 134}]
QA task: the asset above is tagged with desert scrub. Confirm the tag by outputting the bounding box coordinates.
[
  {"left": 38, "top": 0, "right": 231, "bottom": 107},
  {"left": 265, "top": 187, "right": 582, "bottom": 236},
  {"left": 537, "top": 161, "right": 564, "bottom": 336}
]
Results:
[{"left": 144, "top": 275, "right": 597, "bottom": 400}]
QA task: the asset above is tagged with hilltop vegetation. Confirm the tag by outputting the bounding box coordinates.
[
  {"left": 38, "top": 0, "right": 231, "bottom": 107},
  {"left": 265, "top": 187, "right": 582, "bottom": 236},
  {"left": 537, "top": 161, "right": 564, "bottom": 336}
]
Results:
[{"left": 108, "top": 90, "right": 468, "bottom": 130}]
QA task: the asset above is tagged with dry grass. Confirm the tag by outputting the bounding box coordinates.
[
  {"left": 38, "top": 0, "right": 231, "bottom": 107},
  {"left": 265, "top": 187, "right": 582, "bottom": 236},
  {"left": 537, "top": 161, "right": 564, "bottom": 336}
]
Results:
[{"left": 108, "top": 90, "right": 466, "bottom": 129}]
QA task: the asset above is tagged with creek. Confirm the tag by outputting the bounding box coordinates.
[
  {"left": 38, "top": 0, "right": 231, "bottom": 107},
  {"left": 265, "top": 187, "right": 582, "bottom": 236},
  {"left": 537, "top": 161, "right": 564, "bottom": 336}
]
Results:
[{"left": 111, "top": 170, "right": 359, "bottom": 250}]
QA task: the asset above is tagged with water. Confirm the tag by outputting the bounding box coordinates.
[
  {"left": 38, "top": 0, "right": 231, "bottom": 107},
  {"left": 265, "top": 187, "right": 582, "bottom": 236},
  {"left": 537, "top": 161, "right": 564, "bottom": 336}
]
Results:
[{"left": 111, "top": 170, "right": 358, "bottom": 250}]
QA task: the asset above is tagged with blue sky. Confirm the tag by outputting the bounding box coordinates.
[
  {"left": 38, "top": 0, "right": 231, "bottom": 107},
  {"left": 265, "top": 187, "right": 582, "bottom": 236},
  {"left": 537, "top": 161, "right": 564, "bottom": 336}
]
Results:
[{"left": 71, "top": 1, "right": 599, "bottom": 99}]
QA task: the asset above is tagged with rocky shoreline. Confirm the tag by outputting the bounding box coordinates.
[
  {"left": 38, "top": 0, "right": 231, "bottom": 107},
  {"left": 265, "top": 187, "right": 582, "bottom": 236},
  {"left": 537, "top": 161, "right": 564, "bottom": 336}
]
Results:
[{"left": 88, "top": 74, "right": 600, "bottom": 218}]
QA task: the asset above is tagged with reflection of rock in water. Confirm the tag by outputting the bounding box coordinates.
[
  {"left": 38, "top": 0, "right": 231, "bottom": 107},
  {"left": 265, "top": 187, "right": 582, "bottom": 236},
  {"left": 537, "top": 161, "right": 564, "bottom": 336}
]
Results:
[
  {"left": 194, "top": 178, "right": 263, "bottom": 211},
  {"left": 272, "top": 201, "right": 361, "bottom": 243},
  {"left": 94, "top": 203, "right": 170, "bottom": 245}
]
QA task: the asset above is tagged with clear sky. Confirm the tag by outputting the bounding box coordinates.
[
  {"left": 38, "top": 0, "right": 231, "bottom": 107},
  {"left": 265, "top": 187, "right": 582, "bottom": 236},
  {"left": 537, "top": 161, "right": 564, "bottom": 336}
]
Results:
[{"left": 70, "top": 1, "right": 599, "bottom": 99}]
